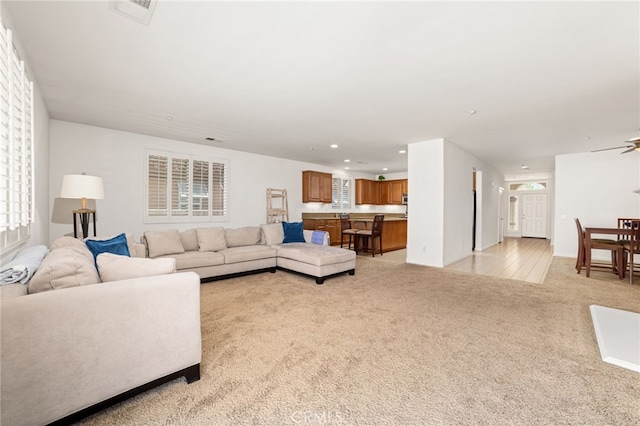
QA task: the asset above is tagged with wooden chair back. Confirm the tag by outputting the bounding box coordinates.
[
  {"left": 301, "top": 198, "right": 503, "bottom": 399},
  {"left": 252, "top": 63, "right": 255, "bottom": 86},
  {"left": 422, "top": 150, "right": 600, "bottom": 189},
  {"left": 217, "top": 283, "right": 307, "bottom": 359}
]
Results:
[{"left": 340, "top": 214, "right": 352, "bottom": 232}]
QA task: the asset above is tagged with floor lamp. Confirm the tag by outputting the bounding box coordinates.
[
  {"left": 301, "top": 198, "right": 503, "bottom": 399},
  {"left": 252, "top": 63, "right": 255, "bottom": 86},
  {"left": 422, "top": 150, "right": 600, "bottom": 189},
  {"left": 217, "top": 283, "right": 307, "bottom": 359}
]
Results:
[{"left": 60, "top": 174, "right": 104, "bottom": 239}]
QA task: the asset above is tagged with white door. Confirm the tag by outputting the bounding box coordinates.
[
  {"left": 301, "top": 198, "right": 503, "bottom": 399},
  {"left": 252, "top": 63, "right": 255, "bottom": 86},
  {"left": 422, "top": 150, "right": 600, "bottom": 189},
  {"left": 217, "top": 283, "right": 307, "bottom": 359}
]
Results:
[{"left": 521, "top": 194, "right": 547, "bottom": 238}]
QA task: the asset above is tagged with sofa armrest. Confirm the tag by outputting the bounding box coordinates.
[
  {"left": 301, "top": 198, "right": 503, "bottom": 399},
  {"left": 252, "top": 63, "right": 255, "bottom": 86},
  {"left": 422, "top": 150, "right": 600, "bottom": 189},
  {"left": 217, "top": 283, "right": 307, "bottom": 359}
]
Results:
[
  {"left": 303, "top": 229, "right": 329, "bottom": 246},
  {"left": 1, "top": 272, "right": 202, "bottom": 426}
]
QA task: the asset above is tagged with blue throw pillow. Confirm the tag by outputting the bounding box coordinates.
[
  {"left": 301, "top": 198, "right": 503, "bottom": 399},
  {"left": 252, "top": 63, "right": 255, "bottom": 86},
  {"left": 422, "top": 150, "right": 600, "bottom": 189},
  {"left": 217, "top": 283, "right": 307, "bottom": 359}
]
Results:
[
  {"left": 282, "top": 222, "right": 305, "bottom": 243},
  {"left": 311, "top": 231, "right": 325, "bottom": 245},
  {"left": 85, "top": 233, "right": 131, "bottom": 265}
]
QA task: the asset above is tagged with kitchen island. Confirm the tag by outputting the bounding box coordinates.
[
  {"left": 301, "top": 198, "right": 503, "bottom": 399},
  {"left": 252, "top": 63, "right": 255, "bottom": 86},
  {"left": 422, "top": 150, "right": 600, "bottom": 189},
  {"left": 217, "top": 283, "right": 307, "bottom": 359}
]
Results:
[{"left": 302, "top": 213, "right": 407, "bottom": 252}]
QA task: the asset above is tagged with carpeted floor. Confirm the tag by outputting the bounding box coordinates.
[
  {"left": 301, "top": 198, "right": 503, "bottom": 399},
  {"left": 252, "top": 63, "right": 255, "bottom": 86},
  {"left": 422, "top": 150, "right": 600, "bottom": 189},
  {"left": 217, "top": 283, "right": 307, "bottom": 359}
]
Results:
[{"left": 78, "top": 255, "right": 640, "bottom": 425}]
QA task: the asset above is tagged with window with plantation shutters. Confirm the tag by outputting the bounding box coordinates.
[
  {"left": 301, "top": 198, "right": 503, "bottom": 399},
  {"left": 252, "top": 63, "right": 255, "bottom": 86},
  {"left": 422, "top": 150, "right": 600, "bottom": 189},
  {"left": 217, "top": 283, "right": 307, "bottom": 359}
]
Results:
[
  {"left": 192, "top": 159, "right": 209, "bottom": 216},
  {"left": 0, "top": 20, "right": 34, "bottom": 253},
  {"left": 145, "top": 149, "right": 227, "bottom": 223},
  {"left": 331, "top": 176, "right": 351, "bottom": 210},
  {"left": 147, "top": 155, "right": 167, "bottom": 216}
]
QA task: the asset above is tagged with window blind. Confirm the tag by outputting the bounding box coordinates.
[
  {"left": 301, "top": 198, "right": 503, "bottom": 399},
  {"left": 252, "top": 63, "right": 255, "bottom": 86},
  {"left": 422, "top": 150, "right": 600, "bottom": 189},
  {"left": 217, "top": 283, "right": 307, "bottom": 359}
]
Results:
[
  {"left": 331, "top": 177, "right": 351, "bottom": 210},
  {"left": 145, "top": 149, "right": 227, "bottom": 222},
  {"left": 0, "top": 20, "right": 34, "bottom": 252}
]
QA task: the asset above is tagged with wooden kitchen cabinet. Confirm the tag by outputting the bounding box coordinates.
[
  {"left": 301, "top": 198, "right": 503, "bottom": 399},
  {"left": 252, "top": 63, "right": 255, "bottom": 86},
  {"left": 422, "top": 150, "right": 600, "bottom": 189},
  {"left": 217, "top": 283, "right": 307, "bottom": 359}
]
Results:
[
  {"left": 303, "top": 218, "right": 340, "bottom": 245},
  {"left": 302, "top": 170, "right": 332, "bottom": 203},
  {"left": 382, "top": 219, "right": 407, "bottom": 251},
  {"left": 357, "top": 178, "right": 406, "bottom": 205},
  {"left": 355, "top": 179, "right": 379, "bottom": 205}
]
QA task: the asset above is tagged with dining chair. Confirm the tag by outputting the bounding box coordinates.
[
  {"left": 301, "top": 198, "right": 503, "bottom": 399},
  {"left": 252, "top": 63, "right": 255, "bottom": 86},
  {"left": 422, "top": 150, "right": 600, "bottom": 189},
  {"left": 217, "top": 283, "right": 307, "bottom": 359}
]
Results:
[
  {"left": 356, "top": 214, "right": 384, "bottom": 257},
  {"left": 617, "top": 218, "right": 640, "bottom": 282},
  {"left": 339, "top": 214, "right": 359, "bottom": 250},
  {"left": 575, "top": 218, "right": 626, "bottom": 278}
]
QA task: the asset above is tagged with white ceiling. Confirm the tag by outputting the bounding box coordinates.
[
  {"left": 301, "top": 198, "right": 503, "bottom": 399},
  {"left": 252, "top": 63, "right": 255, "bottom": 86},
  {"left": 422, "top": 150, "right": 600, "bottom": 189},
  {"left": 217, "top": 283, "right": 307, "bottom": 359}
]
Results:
[{"left": 5, "top": 1, "right": 639, "bottom": 176}]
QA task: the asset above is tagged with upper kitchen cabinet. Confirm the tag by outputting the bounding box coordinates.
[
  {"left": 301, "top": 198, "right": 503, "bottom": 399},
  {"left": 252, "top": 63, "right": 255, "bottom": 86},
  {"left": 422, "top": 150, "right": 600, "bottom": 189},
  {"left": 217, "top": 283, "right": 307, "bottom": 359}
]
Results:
[
  {"left": 302, "top": 170, "right": 332, "bottom": 203},
  {"left": 379, "top": 180, "right": 405, "bottom": 204},
  {"left": 355, "top": 179, "right": 379, "bottom": 205},
  {"left": 357, "top": 178, "right": 407, "bottom": 205}
]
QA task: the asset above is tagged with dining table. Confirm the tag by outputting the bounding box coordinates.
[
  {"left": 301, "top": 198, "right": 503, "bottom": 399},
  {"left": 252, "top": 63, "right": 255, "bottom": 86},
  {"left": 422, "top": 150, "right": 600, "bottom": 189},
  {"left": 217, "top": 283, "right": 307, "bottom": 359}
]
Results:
[{"left": 585, "top": 225, "right": 639, "bottom": 284}]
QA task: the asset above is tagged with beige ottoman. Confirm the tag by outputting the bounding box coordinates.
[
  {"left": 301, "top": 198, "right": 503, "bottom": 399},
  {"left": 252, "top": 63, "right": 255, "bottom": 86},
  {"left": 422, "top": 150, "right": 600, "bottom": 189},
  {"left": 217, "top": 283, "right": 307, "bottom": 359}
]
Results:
[{"left": 275, "top": 243, "right": 356, "bottom": 284}]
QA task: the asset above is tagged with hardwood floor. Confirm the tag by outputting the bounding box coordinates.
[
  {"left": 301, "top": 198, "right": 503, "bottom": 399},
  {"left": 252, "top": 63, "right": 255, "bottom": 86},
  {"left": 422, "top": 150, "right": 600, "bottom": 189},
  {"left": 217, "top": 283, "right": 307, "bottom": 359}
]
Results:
[{"left": 444, "top": 237, "right": 553, "bottom": 284}]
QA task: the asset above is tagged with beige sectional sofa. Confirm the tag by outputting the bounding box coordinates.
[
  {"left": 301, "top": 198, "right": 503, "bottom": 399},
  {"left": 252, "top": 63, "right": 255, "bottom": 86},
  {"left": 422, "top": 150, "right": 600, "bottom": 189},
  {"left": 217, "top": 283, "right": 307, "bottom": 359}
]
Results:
[{"left": 144, "top": 223, "right": 356, "bottom": 285}]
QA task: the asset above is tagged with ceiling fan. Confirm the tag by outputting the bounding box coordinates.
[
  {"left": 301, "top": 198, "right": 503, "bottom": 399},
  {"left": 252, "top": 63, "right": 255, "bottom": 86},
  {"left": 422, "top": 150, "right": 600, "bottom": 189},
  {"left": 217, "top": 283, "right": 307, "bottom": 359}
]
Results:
[{"left": 592, "top": 137, "right": 640, "bottom": 154}]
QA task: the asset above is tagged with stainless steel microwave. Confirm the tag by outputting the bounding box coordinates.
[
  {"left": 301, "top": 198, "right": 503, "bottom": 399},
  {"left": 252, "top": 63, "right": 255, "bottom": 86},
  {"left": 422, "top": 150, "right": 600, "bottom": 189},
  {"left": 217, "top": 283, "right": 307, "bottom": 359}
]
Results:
[{"left": 402, "top": 193, "right": 408, "bottom": 204}]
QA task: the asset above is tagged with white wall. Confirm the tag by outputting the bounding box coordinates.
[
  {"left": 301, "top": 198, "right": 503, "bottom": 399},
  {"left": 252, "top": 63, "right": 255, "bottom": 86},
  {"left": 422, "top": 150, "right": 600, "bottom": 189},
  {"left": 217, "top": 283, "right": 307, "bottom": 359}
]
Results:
[
  {"left": 554, "top": 150, "right": 640, "bottom": 258},
  {"left": 407, "top": 139, "right": 445, "bottom": 266},
  {"left": 1, "top": 4, "right": 50, "bottom": 251},
  {"left": 48, "top": 120, "right": 396, "bottom": 242},
  {"left": 406, "top": 138, "right": 503, "bottom": 267}
]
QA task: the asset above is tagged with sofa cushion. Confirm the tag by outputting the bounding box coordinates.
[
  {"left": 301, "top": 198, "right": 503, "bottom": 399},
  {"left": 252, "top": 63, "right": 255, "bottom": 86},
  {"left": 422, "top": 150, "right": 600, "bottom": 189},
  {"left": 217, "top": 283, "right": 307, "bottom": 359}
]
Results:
[
  {"left": 144, "top": 229, "right": 185, "bottom": 258},
  {"left": 282, "top": 221, "right": 305, "bottom": 243},
  {"left": 28, "top": 239, "right": 101, "bottom": 294},
  {"left": 85, "top": 233, "right": 130, "bottom": 264},
  {"left": 276, "top": 243, "right": 356, "bottom": 267},
  {"left": 218, "top": 245, "right": 277, "bottom": 264},
  {"left": 197, "top": 227, "right": 227, "bottom": 252},
  {"left": 157, "top": 251, "right": 225, "bottom": 270},
  {"left": 96, "top": 253, "right": 176, "bottom": 282},
  {"left": 225, "top": 226, "right": 262, "bottom": 248},
  {"left": 181, "top": 229, "right": 200, "bottom": 251},
  {"left": 261, "top": 223, "right": 284, "bottom": 246}
]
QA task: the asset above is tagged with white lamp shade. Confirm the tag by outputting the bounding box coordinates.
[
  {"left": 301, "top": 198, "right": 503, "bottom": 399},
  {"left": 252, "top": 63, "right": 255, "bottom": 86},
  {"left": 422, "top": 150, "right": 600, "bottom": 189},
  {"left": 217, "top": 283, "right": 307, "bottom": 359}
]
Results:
[{"left": 60, "top": 174, "right": 104, "bottom": 200}]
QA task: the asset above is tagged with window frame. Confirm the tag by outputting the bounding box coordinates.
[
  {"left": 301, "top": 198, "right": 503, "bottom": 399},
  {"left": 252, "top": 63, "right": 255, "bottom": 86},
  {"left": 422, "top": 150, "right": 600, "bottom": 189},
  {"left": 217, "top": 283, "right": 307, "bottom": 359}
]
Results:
[
  {"left": 144, "top": 149, "right": 228, "bottom": 224},
  {"left": 0, "top": 23, "right": 34, "bottom": 254},
  {"left": 331, "top": 176, "right": 351, "bottom": 210}
]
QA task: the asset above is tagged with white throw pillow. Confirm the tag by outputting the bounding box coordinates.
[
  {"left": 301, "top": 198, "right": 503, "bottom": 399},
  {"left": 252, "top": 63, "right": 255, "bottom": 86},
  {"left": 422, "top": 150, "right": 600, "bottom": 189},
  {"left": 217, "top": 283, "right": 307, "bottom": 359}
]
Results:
[
  {"left": 97, "top": 253, "right": 176, "bottom": 282},
  {"left": 196, "top": 227, "right": 227, "bottom": 252},
  {"left": 144, "top": 229, "right": 185, "bottom": 258},
  {"left": 261, "top": 223, "right": 284, "bottom": 246}
]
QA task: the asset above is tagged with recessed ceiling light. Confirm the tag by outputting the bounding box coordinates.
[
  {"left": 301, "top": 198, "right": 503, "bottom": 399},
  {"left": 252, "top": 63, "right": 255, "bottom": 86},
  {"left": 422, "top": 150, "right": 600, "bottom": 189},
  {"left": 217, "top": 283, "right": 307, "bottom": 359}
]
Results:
[
  {"left": 469, "top": 110, "right": 477, "bottom": 115},
  {"left": 584, "top": 136, "right": 591, "bottom": 140},
  {"left": 167, "top": 116, "right": 173, "bottom": 121},
  {"left": 344, "top": 159, "right": 350, "bottom": 163},
  {"left": 398, "top": 150, "right": 406, "bottom": 154},
  {"left": 521, "top": 165, "right": 529, "bottom": 170},
  {"left": 382, "top": 168, "right": 388, "bottom": 171},
  {"left": 309, "top": 148, "right": 314, "bottom": 151},
  {"left": 330, "top": 144, "right": 338, "bottom": 149},
  {"left": 344, "top": 167, "right": 350, "bottom": 170}
]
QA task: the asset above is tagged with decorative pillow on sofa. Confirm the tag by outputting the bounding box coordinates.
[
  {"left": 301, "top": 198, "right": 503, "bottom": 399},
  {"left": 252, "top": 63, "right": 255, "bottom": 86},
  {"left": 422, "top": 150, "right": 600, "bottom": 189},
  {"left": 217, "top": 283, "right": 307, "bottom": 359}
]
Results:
[
  {"left": 96, "top": 253, "right": 176, "bottom": 282},
  {"left": 225, "top": 226, "right": 262, "bottom": 248},
  {"left": 144, "top": 229, "right": 185, "bottom": 258},
  {"left": 85, "top": 233, "right": 139, "bottom": 258},
  {"left": 282, "top": 221, "right": 305, "bottom": 243},
  {"left": 196, "top": 227, "right": 227, "bottom": 252},
  {"left": 261, "top": 223, "right": 285, "bottom": 245},
  {"left": 85, "top": 233, "right": 130, "bottom": 264},
  {"left": 181, "top": 229, "right": 200, "bottom": 251},
  {"left": 28, "top": 238, "right": 101, "bottom": 294}
]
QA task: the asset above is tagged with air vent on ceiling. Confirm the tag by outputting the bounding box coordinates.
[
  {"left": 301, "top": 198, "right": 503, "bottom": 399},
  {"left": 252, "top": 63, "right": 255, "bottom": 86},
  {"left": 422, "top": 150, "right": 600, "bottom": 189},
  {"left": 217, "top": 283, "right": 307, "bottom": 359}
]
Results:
[{"left": 108, "top": 0, "right": 157, "bottom": 26}]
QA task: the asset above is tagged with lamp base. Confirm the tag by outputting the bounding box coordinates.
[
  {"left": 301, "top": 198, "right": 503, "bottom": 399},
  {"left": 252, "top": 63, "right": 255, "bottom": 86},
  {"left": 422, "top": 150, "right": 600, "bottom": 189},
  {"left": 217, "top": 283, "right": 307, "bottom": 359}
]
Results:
[{"left": 72, "top": 209, "right": 96, "bottom": 239}]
